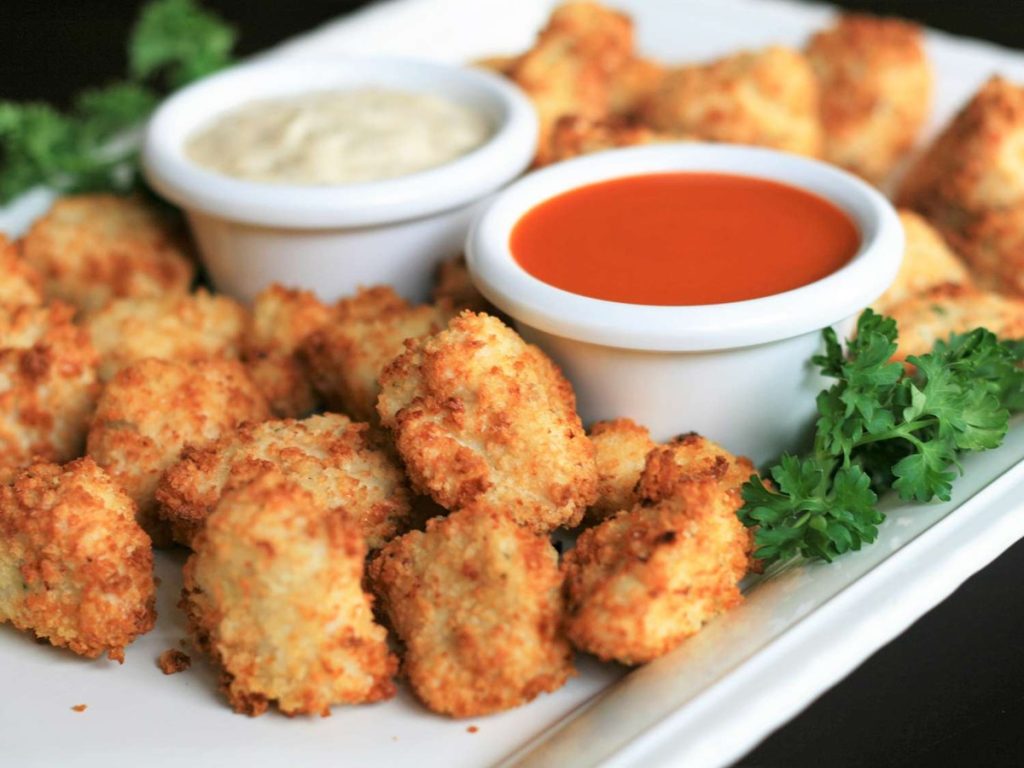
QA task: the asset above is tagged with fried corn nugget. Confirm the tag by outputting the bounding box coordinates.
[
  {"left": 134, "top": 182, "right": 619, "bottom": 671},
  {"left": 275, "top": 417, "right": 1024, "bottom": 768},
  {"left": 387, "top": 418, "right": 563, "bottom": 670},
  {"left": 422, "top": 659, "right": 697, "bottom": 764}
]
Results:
[
  {"left": 807, "top": 14, "right": 932, "bottom": 183},
  {"left": 243, "top": 284, "right": 332, "bottom": 418},
  {"left": 86, "top": 358, "right": 270, "bottom": 542},
  {"left": 637, "top": 432, "right": 758, "bottom": 505},
  {"left": 563, "top": 474, "right": 750, "bottom": 665},
  {"left": 644, "top": 46, "right": 823, "bottom": 157},
  {"left": 377, "top": 312, "right": 598, "bottom": 532},
  {"left": 0, "top": 458, "right": 156, "bottom": 661},
  {"left": 301, "top": 286, "right": 452, "bottom": 423},
  {"left": 885, "top": 283, "right": 1024, "bottom": 361},
  {"left": 156, "top": 413, "right": 411, "bottom": 550},
  {"left": 0, "top": 303, "right": 99, "bottom": 481},
  {"left": 21, "top": 195, "right": 194, "bottom": 313},
  {"left": 587, "top": 418, "right": 656, "bottom": 523},
  {"left": 609, "top": 56, "right": 665, "bottom": 119},
  {"left": 510, "top": 1, "right": 635, "bottom": 153},
  {"left": 898, "top": 77, "right": 1024, "bottom": 295},
  {"left": 0, "top": 235, "right": 43, "bottom": 306},
  {"left": 368, "top": 505, "right": 572, "bottom": 717},
  {"left": 182, "top": 472, "right": 396, "bottom": 716},
  {"left": 874, "top": 211, "right": 972, "bottom": 312},
  {"left": 539, "top": 114, "right": 670, "bottom": 167},
  {"left": 86, "top": 289, "right": 247, "bottom": 382}
]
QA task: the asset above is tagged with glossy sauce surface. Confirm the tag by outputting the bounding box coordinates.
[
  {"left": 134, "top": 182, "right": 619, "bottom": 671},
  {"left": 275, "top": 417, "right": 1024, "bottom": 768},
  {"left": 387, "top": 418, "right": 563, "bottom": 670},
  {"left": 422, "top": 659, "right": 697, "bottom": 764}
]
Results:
[{"left": 510, "top": 173, "right": 860, "bottom": 306}]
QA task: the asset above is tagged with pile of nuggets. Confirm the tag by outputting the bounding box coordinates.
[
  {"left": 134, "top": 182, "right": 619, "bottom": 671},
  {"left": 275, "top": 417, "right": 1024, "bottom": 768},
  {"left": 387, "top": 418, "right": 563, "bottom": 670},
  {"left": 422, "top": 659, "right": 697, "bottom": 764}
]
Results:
[{"left": 3, "top": 0, "right": 1024, "bottom": 722}]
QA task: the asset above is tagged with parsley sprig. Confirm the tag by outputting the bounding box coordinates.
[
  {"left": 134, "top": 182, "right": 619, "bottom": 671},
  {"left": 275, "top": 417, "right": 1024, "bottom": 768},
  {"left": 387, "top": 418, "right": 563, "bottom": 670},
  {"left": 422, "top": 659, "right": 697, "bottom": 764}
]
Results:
[
  {"left": 739, "top": 310, "right": 1024, "bottom": 565},
  {"left": 0, "top": 0, "right": 236, "bottom": 203}
]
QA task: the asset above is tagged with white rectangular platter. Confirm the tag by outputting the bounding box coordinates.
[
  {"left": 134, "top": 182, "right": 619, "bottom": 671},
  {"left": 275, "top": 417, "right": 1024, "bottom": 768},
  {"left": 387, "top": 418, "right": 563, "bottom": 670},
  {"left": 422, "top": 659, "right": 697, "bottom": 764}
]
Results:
[{"left": 4, "top": 1, "right": 1024, "bottom": 767}]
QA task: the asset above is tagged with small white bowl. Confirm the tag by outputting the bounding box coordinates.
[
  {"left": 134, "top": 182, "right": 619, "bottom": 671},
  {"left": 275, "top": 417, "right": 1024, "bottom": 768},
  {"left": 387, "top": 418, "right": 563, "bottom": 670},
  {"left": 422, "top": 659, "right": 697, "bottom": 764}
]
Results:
[
  {"left": 143, "top": 57, "right": 538, "bottom": 303},
  {"left": 467, "top": 144, "right": 904, "bottom": 463}
]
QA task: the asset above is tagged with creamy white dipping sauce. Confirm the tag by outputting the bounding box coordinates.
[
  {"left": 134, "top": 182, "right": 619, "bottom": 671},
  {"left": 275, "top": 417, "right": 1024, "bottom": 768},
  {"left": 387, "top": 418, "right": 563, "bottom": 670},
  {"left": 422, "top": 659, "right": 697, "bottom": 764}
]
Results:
[{"left": 185, "top": 88, "right": 492, "bottom": 185}]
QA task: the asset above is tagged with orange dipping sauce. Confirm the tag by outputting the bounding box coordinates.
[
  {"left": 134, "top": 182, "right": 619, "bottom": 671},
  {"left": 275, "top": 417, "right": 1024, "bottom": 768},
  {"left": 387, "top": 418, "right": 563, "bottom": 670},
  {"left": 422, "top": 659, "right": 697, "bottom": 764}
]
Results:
[{"left": 510, "top": 173, "right": 860, "bottom": 306}]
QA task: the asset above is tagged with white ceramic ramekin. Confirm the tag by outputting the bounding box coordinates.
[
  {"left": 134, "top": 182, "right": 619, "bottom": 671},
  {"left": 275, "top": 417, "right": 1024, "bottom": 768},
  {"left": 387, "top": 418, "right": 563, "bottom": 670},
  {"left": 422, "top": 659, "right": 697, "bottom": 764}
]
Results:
[
  {"left": 467, "top": 144, "right": 904, "bottom": 463},
  {"left": 143, "top": 57, "right": 537, "bottom": 303}
]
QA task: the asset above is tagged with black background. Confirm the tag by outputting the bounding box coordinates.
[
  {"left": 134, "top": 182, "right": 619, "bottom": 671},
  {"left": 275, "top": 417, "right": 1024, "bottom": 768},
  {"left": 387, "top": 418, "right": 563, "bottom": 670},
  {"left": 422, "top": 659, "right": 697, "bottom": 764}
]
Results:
[{"left": 4, "top": 1, "right": 1024, "bottom": 766}]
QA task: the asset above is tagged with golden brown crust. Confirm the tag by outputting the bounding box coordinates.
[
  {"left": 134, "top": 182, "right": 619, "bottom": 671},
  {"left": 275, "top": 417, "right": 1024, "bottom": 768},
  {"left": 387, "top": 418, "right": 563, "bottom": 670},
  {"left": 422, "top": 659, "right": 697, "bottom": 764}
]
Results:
[
  {"left": 807, "top": 14, "right": 932, "bottom": 182},
  {"left": 587, "top": 418, "right": 656, "bottom": 523},
  {"left": 644, "top": 46, "right": 823, "bottom": 157},
  {"left": 368, "top": 505, "right": 573, "bottom": 717},
  {"left": 431, "top": 255, "right": 495, "bottom": 315},
  {"left": 156, "top": 413, "right": 411, "bottom": 550},
  {"left": 20, "top": 194, "right": 194, "bottom": 313},
  {"left": 0, "top": 302, "right": 100, "bottom": 480},
  {"left": 300, "top": 286, "right": 453, "bottom": 423},
  {"left": 510, "top": 1, "right": 635, "bottom": 157},
  {"left": 873, "top": 211, "right": 972, "bottom": 312},
  {"left": 0, "top": 458, "right": 156, "bottom": 661},
  {"left": 158, "top": 648, "right": 191, "bottom": 674},
  {"left": 242, "top": 284, "right": 333, "bottom": 418},
  {"left": 377, "top": 311, "right": 598, "bottom": 532},
  {"left": 86, "top": 358, "right": 270, "bottom": 542},
  {"left": 539, "top": 114, "right": 671, "bottom": 167},
  {"left": 563, "top": 473, "right": 750, "bottom": 665},
  {"left": 182, "top": 472, "right": 397, "bottom": 716},
  {"left": 85, "top": 289, "right": 247, "bottom": 381},
  {"left": 0, "top": 235, "right": 43, "bottom": 306},
  {"left": 885, "top": 282, "right": 1024, "bottom": 361},
  {"left": 609, "top": 56, "right": 665, "bottom": 119}
]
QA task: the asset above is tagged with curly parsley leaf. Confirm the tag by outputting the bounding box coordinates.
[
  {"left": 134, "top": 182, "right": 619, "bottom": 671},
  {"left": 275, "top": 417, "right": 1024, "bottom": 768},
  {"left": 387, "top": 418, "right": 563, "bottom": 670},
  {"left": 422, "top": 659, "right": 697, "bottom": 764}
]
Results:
[
  {"left": 130, "top": 0, "right": 237, "bottom": 89},
  {"left": 740, "top": 311, "right": 1024, "bottom": 566}
]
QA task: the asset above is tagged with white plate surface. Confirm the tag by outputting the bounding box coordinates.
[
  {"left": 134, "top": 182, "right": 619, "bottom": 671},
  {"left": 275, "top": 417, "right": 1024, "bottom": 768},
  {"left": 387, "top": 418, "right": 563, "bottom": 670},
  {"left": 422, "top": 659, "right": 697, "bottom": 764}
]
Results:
[{"left": 3, "top": 2, "right": 1024, "bottom": 767}]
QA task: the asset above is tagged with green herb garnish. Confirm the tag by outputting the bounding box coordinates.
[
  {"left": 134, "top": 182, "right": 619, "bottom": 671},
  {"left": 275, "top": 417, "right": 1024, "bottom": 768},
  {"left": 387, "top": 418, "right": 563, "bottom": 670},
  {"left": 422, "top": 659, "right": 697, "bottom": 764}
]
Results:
[
  {"left": 0, "top": 0, "right": 236, "bottom": 203},
  {"left": 739, "top": 310, "right": 1024, "bottom": 565}
]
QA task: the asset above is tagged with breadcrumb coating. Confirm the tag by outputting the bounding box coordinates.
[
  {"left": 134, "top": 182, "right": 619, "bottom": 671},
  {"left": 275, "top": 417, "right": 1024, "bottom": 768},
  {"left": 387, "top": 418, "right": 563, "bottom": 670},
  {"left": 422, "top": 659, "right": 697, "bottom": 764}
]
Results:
[
  {"left": 539, "top": 114, "right": 671, "bottom": 167},
  {"left": 885, "top": 283, "right": 1024, "bottom": 361},
  {"left": 510, "top": 1, "right": 635, "bottom": 157},
  {"left": 86, "top": 358, "right": 270, "bottom": 542},
  {"left": 243, "top": 284, "right": 332, "bottom": 418},
  {"left": 368, "top": 505, "right": 573, "bottom": 717},
  {"left": 0, "top": 302, "right": 100, "bottom": 481},
  {"left": 644, "top": 46, "right": 823, "bottom": 157},
  {"left": 431, "top": 255, "right": 495, "bottom": 315},
  {"left": 587, "top": 418, "right": 656, "bottom": 524},
  {"left": 156, "top": 413, "right": 411, "bottom": 550},
  {"left": 563, "top": 448, "right": 751, "bottom": 665},
  {"left": 609, "top": 56, "right": 665, "bottom": 119},
  {"left": 377, "top": 311, "right": 598, "bottom": 532},
  {"left": 874, "top": 211, "right": 972, "bottom": 312},
  {"left": 637, "top": 432, "right": 759, "bottom": 507},
  {"left": 898, "top": 77, "right": 1024, "bottom": 296},
  {"left": 20, "top": 194, "right": 194, "bottom": 313},
  {"left": 0, "top": 235, "right": 43, "bottom": 306},
  {"left": 807, "top": 14, "right": 932, "bottom": 183},
  {"left": 301, "top": 286, "right": 452, "bottom": 423},
  {"left": 182, "top": 472, "right": 396, "bottom": 716},
  {"left": 0, "top": 458, "right": 156, "bottom": 662},
  {"left": 86, "top": 289, "right": 247, "bottom": 381}
]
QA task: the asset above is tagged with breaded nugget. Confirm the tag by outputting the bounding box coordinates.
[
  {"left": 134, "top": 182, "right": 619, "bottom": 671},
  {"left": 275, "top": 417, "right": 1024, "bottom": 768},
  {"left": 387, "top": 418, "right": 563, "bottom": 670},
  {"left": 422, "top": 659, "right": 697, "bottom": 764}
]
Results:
[
  {"left": 609, "top": 56, "right": 665, "bottom": 119},
  {"left": 874, "top": 211, "right": 972, "bottom": 312},
  {"left": 510, "top": 1, "right": 635, "bottom": 154},
  {"left": 301, "top": 286, "right": 452, "bottom": 423},
  {"left": 432, "top": 254, "right": 495, "bottom": 315},
  {"left": 368, "top": 505, "right": 572, "bottom": 717},
  {"left": 897, "top": 77, "right": 1024, "bottom": 295},
  {"left": 637, "top": 432, "right": 758, "bottom": 505},
  {"left": 86, "top": 289, "right": 247, "bottom": 381},
  {"left": 644, "top": 46, "right": 823, "bottom": 157},
  {"left": 563, "top": 472, "right": 750, "bottom": 665},
  {"left": 0, "top": 303, "right": 99, "bottom": 481},
  {"left": 885, "top": 283, "right": 1024, "bottom": 361},
  {"left": 21, "top": 194, "right": 194, "bottom": 313},
  {"left": 587, "top": 418, "right": 656, "bottom": 523},
  {"left": 182, "top": 472, "right": 396, "bottom": 716},
  {"left": 377, "top": 311, "right": 598, "bottom": 532},
  {"left": 86, "top": 358, "right": 270, "bottom": 541},
  {"left": 807, "top": 14, "right": 932, "bottom": 183},
  {"left": 0, "top": 458, "right": 156, "bottom": 661},
  {"left": 243, "top": 284, "right": 332, "bottom": 418},
  {"left": 0, "top": 235, "right": 43, "bottom": 306},
  {"left": 156, "top": 413, "right": 411, "bottom": 550},
  {"left": 539, "top": 115, "right": 670, "bottom": 167}
]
